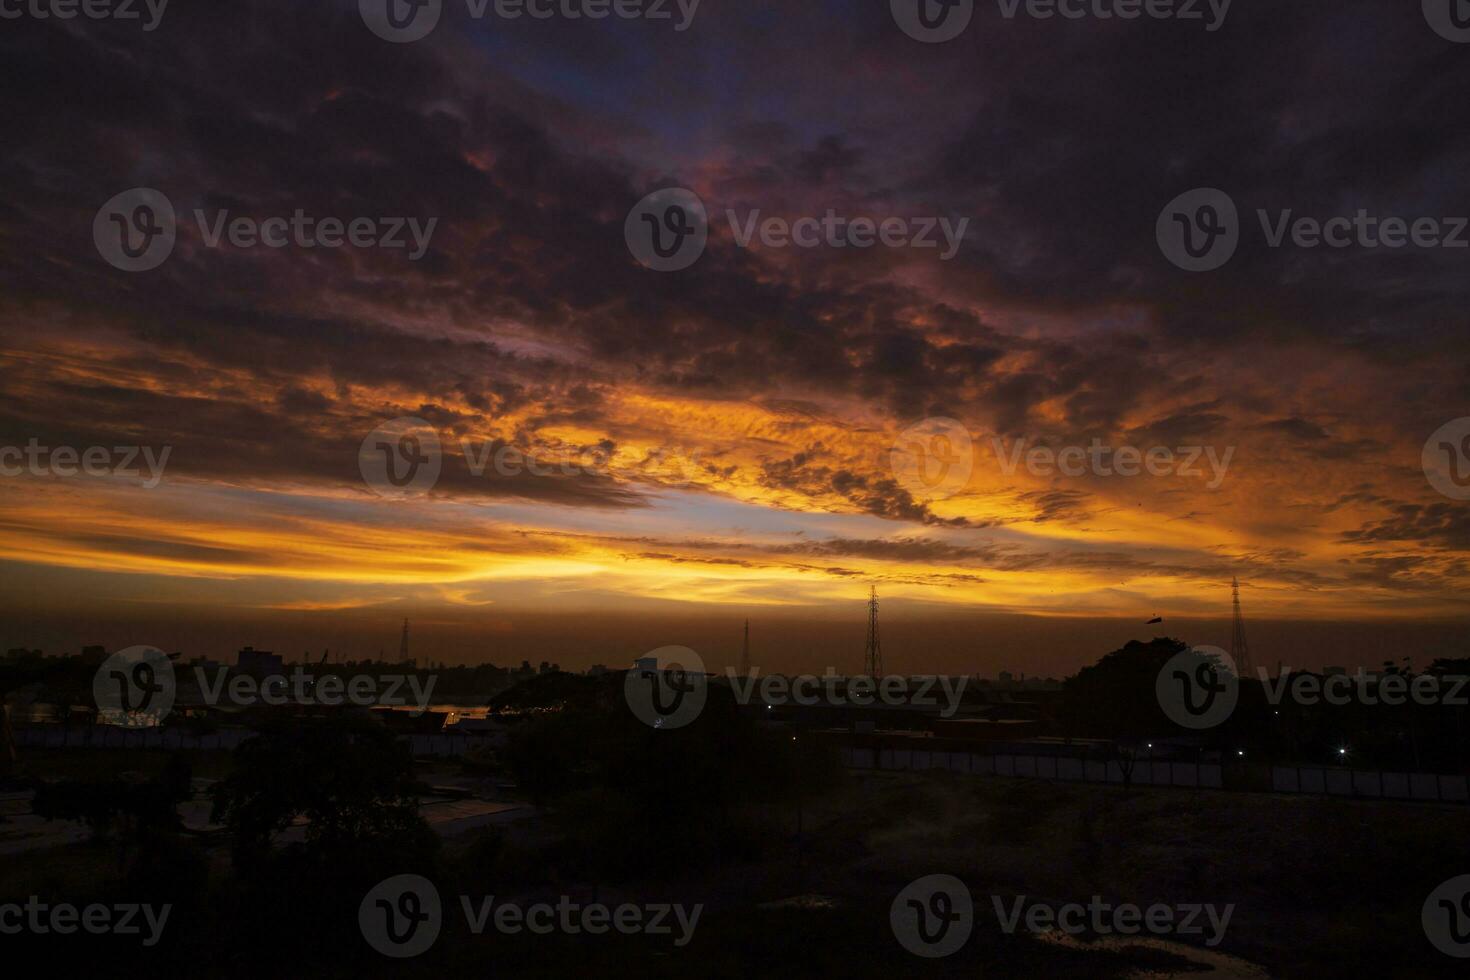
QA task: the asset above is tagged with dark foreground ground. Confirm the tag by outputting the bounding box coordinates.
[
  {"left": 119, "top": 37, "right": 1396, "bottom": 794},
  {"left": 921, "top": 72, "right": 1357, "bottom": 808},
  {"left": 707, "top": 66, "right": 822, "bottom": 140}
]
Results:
[{"left": 2, "top": 750, "right": 1466, "bottom": 978}]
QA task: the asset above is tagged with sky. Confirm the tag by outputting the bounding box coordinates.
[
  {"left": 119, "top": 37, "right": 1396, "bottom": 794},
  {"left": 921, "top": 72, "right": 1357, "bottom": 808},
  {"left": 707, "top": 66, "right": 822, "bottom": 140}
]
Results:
[{"left": 2, "top": 0, "right": 1469, "bottom": 673}]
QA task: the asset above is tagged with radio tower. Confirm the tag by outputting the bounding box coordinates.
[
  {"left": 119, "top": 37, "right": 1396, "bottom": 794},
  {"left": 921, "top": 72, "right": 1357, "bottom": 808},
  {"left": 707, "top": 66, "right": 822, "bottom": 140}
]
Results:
[
  {"left": 399, "top": 618, "right": 411, "bottom": 668},
  {"left": 863, "top": 585, "right": 883, "bottom": 679},
  {"left": 740, "top": 619, "right": 751, "bottom": 676},
  {"left": 1230, "top": 577, "right": 1251, "bottom": 677}
]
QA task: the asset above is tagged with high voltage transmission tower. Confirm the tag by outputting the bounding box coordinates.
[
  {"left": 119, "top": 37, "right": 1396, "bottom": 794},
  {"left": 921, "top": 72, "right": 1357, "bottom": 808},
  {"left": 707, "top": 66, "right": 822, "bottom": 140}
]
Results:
[
  {"left": 863, "top": 585, "right": 883, "bottom": 679},
  {"left": 740, "top": 619, "right": 751, "bottom": 676},
  {"left": 1230, "top": 577, "right": 1251, "bottom": 677}
]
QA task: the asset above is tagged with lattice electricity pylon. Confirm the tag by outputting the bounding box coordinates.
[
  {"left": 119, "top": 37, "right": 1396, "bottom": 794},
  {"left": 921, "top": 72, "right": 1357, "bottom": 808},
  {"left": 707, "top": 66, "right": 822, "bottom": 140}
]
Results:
[
  {"left": 1230, "top": 577, "right": 1251, "bottom": 677},
  {"left": 863, "top": 585, "right": 883, "bottom": 679},
  {"left": 740, "top": 619, "right": 751, "bottom": 676}
]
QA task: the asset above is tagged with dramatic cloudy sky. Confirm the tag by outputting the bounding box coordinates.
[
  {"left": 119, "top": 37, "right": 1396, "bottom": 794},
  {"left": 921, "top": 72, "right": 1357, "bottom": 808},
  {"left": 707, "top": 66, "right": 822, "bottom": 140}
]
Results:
[{"left": 2, "top": 0, "right": 1469, "bottom": 671}]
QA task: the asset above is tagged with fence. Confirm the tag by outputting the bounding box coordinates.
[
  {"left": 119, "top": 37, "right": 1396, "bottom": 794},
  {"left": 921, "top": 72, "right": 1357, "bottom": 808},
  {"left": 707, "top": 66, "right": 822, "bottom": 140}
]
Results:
[
  {"left": 837, "top": 744, "right": 1469, "bottom": 803},
  {"left": 1271, "top": 766, "right": 1469, "bottom": 803},
  {"left": 839, "top": 746, "right": 1223, "bottom": 788},
  {"left": 13, "top": 727, "right": 478, "bottom": 758}
]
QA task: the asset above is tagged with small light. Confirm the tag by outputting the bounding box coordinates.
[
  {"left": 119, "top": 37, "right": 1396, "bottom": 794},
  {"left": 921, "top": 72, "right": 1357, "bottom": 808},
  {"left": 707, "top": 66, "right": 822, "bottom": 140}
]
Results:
[
  {"left": 1338, "top": 747, "right": 1347, "bottom": 756},
  {"left": 1237, "top": 750, "right": 1244, "bottom": 757}
]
